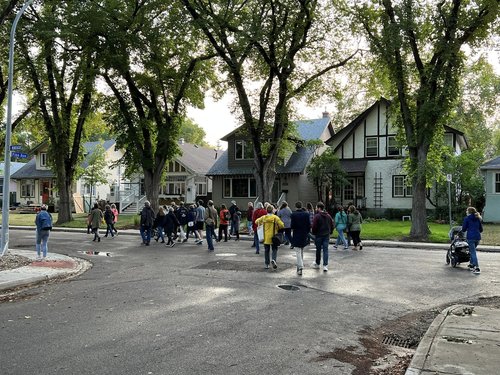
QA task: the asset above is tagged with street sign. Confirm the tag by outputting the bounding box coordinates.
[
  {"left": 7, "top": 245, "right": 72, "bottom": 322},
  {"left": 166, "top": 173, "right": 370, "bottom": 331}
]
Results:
[
  {"left": 9, "top": 145, "right": 22, "bottom": 150},
  {"left": 11, "top": 152, "right": 28, "bottom": 158},
  {"left": 446, "top": 174, "right": 452, "bottom": 182}
]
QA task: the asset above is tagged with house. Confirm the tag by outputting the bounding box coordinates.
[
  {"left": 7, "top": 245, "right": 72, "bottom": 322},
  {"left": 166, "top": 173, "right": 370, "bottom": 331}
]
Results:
[
  {"left": 480, "top": 156, "right": 500, "bottom": 223},
  {"left": 326, "top": 98, "right": 468, "bottom": 216},
  {"left": 114, "top": 139, "right": 218, "bottom": 213},
  {"left": 0, "top": 162, "right": 27, "bottom": 207},
  {"left": 207, "top": 114, "right": 335, "bottom": 209},
  {"left": 11, "top": 140, "right": 123, "bottom": 212}
]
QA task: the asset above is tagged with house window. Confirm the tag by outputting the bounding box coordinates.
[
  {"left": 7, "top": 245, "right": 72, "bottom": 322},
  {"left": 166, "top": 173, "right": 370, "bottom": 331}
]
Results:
[
  {"left": 196, "top": 182, "right": 207, "bottom": 196},
  {"left": 21, "top": 180, "right": 35, "bottom": 197},
  {"left": 444, "top": 133, "right": 454, "bottom": 148},
  {"left": 82, "top": 183, "right": 92, "bottom": 195},
  {"left": 167, "top": 161, "right": 186, "bottom": 172},
  {"left": 365, "top": 137, "right": 378, "bottom": 157},
  {"left": 223, "top": 177, "right": 257, "bottom": 198},
  {"left": 163, "top": 176, "right": 186, "bottom": 195},
  {"left": 495, "top": 173, "right": 500, "bottom": 193},
  {"left": 343, "top": 178, "right": 355, "bottom": 202},
  {"left": 40, "top": 152, "right": 47, "bottom": 167},
  {"left": 235, "top": 140, "right": 253, "bottom": 160},
  {"left": 393, "top": 175, "right": 412, "bottom": 197},
  {"left": 387, "top": 136, "right": 401, "bottom": 156}
]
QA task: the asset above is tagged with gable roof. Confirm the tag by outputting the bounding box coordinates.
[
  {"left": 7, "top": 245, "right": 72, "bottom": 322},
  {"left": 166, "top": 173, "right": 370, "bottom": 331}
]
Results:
[
  {"left": 208, "top": 116, "right": 332, "bottom": 176},
  {"left": 177, "top": 142, "right": 218, "bottom": 173},
  {"left": 481, "top": 156, "right": 500, "bottom": 170},
  {"left": 0, "top": 162, "right": 27, "bottom": 177},
  {"left": 81, "top": 140, "right": 116, "bottom": 168}
]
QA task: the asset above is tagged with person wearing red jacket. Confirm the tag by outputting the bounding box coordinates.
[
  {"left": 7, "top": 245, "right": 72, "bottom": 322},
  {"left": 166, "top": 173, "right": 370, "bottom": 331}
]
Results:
[{"left": 252, "top": 202, "right": 267, "bottom": 254}]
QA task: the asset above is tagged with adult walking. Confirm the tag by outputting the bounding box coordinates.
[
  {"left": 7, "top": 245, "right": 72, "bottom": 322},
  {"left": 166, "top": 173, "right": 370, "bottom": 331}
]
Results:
[
  {"left": 176, "top": 202, "right": 189, "bottom": 242},
  {"left": 90, "top": 203, "right": 104, "bottom": 242},
  {"left": 104, "top": 205, "right": 116, "bottom": 238},
  {"left": 277, "top": 201, "right": 292, "bottom": 246},
  {"left": 35, "top": 204, "right": 53, "bottom": 260},
  {"left": 290, "top": 201, "right": 310, "bottom": 276},
  {"left": 195, "top": 200, "right": 206, "bottom": 244},
  {"left": 164, "top": 207, "right": 180, "bottom": 247},
  {"left": 246, "top": 202, "right": 254, "bottom": 236},
  {"left": 311, "top": 202, "right": 334, "bottom": 272},
  {"left": 110, "top": 204, "right": 119, "bottom": 235},
  {"left": 334, "top": 205, "right": 349, "bottom": 250},
  {"left": 140, "top": 201, "right": 155, "bottom": 246},
  {"left": 347, "top": 205, "right": 363, "bottom": 250},
  {"left": 153, "top": 207, "right": 167, "bottom": 243},
  {"left": 462, "top": 207, "right": 483, "bottom": 274},
  {"left": 255, "top": 205, "right": 284, "bottom": 270},
  {"left": 218, "top": 204, "right": 230, "bottom": 242},
  {"left": 228, "top": 200, "right": 239, "bottom": 237},
  {"left": 252, "top": 202, "right": 267, "bottom": 254},
  {"left": 204, "top": 200, "right": 218, "bottom": 252}
]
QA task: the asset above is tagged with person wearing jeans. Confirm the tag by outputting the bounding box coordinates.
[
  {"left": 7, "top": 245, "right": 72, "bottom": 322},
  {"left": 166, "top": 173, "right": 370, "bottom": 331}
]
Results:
[
  {"left": 255, "top": 205, "right": 284, "bottom": 269},
  {"left": 252, "top": 203, "right": 267, "bottom": 254},
  {"left": 334, "top": 206, "right": 349, "bottom": 250},
  {"left": 35, "top": 204, "right": 52, "bottom": 260},
  {"left": 462, "top": 206, "right": 483, "bottom": 274},
  {"left": 204, "top": 200, "right": 218, "bottom": 252},
  {"left": 311, "top": 202, "right": 334, "bottom": 272}
]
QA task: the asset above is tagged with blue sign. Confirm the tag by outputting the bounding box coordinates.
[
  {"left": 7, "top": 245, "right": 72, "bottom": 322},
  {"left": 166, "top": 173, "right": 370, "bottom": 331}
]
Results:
[
  {"left": 10, "top": 145, "right": 22, "bottom": 150},
  {"left": 11, "top": 152, "right": 28, "bottom": 158}
]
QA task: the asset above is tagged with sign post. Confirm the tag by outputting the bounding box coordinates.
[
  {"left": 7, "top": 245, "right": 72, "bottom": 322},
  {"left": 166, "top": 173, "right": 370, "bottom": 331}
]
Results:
[{"left": 446, "top": 174, "right": 453, "bottom": 229}]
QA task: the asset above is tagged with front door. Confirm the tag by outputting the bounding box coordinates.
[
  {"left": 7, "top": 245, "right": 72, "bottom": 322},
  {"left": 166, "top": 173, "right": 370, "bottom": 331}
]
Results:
[{"left": 41, "top": 180, "right": 50, "bottom": 204}]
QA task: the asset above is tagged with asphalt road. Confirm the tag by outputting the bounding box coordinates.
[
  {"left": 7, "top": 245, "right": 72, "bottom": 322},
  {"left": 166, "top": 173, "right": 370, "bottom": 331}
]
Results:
[{"left": 1, "top": 229, "right": 500, "bottom": 375}]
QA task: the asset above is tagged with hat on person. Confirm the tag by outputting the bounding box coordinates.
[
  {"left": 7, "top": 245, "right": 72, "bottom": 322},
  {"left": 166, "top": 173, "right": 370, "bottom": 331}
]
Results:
[
  {"left": 231, "top": 200, "right": 236, "bottom": 205},
  {"left": 144, "top": 201, "right": 150, "bottom": 207},
  {"left": 40, "top": 204, "right": 48, "bottom": 210}
]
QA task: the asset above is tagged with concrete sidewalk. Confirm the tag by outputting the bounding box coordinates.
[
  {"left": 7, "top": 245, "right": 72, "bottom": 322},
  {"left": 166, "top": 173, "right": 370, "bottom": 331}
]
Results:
[{"left": 406, "top": 304, "right": 500, "bottom": 374}]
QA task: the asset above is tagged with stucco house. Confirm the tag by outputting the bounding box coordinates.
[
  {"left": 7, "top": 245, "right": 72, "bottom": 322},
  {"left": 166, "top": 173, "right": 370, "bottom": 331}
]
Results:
[
  {"left": 326, "top": 98, "right": 468, "bottom": 216},
  {"left": 480, "top": 156, "right": 500, "bottom": 223},
  {"left": 11, "top": 140, "right": 123, "bottom": 212},
  {"left": 114, "top": 139, "right": 218, "bottom": 213},
  {"left": 0, "top": 162, "right": 27, "bottom": 207},
  {"left": 207, "top": 114, "right": 335, "bottom": 209}
]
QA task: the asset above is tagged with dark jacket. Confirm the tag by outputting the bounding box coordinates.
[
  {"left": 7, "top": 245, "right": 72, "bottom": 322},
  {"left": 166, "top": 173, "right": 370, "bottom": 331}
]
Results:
[
  {"left": 462, "top": 214, "right": 483, "bottom": 241},
  {"left": 176, "top": 206, "right": 189, "bottom": 225},
  {"left": 290, "top": 208, "right": 311, "bottom": 248},
  {"left": 154, "top": 213, "right": 167, "bottom": 228},
  {"left": 35, "top": 210, "right": 53, "bottom": 232},
  {"left": 312, "top": 211, "right": 334, "bottom": 237},
  {"left": 164, "top": 212, "right": 180, "bottom": 235},
  {"left": 104, "top": 209, "right": 115, "bottom": 225},
  {"left": 140, "top": 206, "right": 155, "bottom": 227}
]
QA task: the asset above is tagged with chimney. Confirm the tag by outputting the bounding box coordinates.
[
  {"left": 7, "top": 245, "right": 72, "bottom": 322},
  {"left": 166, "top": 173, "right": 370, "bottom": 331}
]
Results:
[{"left": 322, "top": 111, "right": 330, "bottom": 119}]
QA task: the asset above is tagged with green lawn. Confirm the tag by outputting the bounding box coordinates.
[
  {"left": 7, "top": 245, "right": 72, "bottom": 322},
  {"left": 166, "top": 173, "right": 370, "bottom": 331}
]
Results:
[{"left": 3, "top": 213, "right": 499, "bottom": 246}]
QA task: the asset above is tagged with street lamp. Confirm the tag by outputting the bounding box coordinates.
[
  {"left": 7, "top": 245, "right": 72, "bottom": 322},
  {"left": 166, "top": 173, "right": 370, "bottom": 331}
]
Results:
[{"left": 1, "top": 0, "right": 34, "bottom": 257}]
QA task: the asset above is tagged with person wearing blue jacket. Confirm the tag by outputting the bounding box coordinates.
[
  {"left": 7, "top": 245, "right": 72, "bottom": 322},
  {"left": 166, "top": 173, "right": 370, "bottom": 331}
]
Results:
[
  {"left": 35, "top": 204, "right": 53, "bottom": 260},
  {"left": 462, "top": 206, "right": 483, "bottom": 274}
]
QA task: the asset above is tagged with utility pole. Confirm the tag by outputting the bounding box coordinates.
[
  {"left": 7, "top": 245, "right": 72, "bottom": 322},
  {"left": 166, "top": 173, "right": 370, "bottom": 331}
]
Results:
[{"left": 1, "top": 0, "right": 34, "bottom": 256}]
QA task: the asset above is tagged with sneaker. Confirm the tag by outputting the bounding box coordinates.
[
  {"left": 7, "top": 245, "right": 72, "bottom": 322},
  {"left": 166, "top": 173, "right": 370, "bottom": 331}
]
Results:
[
  {"left": 473, "top": 267, "right": 481, "bottom": 274},
  {"left": 311, "top": 262, "right": 320, "bottom": 269},
  {"left": 359, "top": 243, "right": 363, "bottom": 250},
  {"left": 36, "top": 256, "right": 42, "bottom": 261},
  {"left": 343, "top": 247, "right": 349, "bottom": 250},
  {"left": 98, "top": 237, "right": 101, "bottom": 242},
  {"left": 265, "top": 264, "right": 269, "bottom": 269},
  {"left": 196, "top": 241, "right": 203, "bottom": 246},
  {"left": 271, "top": 260, "right": 277, "bottom": 269},
  {"left": 323, "top": 265, "right": 328, "bottom": 272},
  {"left": 468, "top": 264, "right": 475, "bottom": 271},
  {"left": 297, "top": 268, "right": 303, "bottom": 276},
  {"left": 333, "top": 245, "right": 338, "bottom": 249},
  {"left": 170, "top": 242, "right": 176, "bottom": 248}
]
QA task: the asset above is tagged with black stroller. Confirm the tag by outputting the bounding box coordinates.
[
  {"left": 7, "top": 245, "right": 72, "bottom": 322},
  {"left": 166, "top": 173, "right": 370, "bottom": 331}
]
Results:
[{"left": 446, "top": 226, "right": 470, "bottom": 268}]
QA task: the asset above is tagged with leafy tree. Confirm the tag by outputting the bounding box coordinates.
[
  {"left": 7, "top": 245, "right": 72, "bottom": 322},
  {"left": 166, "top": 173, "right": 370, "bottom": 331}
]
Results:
[
  {"left": 99, "top": 1, "right": 215, "bottom": 213},
  {"left": 179, "top": 117, "right": 208, "bottom": 146},
  {"left": 17, "top": 1, "right": 99, "bottom": 223},
  {"left": 306, "top": 148, "right": 348, "bottom": 205},
  {"left": 76, "top": 142, "right": 109, "bottom": 200},
  {"left": 355, "top": 0, "right": 499, "bottom": 240},
  {"left": 182, "top": 0, "right": 357, "bottom": 202}
]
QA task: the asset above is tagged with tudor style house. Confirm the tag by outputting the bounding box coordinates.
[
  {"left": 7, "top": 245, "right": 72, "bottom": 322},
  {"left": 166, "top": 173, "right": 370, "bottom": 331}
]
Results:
[
  {"left": 327, "top": 98, "right": 468, "bottom": 215},
  {"left": 207, "top": 114, "right": 335, "bottom": 208},
  {"left": 480, "top": 156, "right": 500, "bottom": 223}
]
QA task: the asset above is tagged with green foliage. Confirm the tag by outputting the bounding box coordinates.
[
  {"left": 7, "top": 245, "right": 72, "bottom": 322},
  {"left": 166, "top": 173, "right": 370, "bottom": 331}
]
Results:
[
  {"left": 76, "top": 142, "right": 109, "bottom": 190},
  {"left": 306, "top": 148, "right": 348, "bottom": 202},
  {"left": 179, "top": 118, "right": 208, "bottom": 146}
]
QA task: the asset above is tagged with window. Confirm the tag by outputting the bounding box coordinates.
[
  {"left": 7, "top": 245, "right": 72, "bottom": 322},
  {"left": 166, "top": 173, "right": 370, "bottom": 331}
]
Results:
[
  {"left": 365, "top": 137, "right": 378, "bottom": 157},
  {"left": 387, "top": 136, "right": 401, "bottom": 156},
  {"left": 393, "top": 175, "right": 412, "bottom": 197},
  {"left": 496, "top": 173, "right": 500, "bottom": 193},
  {"left": 235, "top": 140, "right": 253, "bottom": 160},
  {"left": 343, "top": 178, "right": 355, "bottom": 201},
  {"left": 196, "top": 182, "right": 207, "bottom": 196},
  {"left": 223, "top": 177, "right": 257, "bottom": 198},
  {"left": 40, "top": 152, "right": 47, "bottom": 167},
  {"left": 21, "top": 180, "right": 35, "bottom": 197},
  {"left": 444, "top": 133, "right": 454, "bottom": 148},
  {"left": 167, "top": 161, "right": 186, "bottom": 172},
  {"left": 162, "top": 176, "right": 186, "bottom": 195}
]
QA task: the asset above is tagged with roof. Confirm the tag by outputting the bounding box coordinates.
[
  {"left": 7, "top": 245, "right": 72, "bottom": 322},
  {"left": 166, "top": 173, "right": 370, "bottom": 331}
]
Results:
[
  {"left": 81, "top": 140, "right": 116, "bottom": 168},
  {"left": 177, "top": 142, "right": 218, "bottom": 173},
  {"left": 340, "top": 159, "right": 368, "bottom": 173},
  {"left": 480, "top": 156, "right": 500, "bottom": 170},
  {"left": 208, "top": 117, "right": 331, "bottom": 176},
  {"left": 0, "top": 162, "right": 27, "bottom": 177},
  {"left": 11, "top": 158, "right": 54, "bottom": 179}
]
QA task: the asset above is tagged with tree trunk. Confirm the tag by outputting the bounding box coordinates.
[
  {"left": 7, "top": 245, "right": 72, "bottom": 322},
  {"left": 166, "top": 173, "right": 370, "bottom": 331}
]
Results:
[
  {"left": 143, "top": 167, "right": 162, "bottom": 215},
  {"left": 56, "top": 168, "right": 73, "bottom": 224},
  {"left": 409, "top": 147, "right": 431, "bottom": 240}
]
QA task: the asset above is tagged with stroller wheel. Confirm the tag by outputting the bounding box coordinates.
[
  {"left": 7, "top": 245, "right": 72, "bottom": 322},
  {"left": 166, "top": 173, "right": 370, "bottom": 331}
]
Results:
[{"left": 446, "top": 252, "right": 450, "bottom": 264}]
